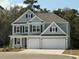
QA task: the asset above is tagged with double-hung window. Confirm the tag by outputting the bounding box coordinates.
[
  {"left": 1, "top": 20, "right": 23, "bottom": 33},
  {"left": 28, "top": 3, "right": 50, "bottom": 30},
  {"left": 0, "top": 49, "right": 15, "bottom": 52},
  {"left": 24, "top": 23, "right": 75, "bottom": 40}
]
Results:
[
  {"left": 37, "top": 26, "right": 40, "bottom": 32},
  {"left": 25, "top": 26, "right": 28, "bottom": 32},
  {"left": 31, "top": 25, "right": 41, "bottom": 32},
  {"left": 16, "top": 26, "right": 20, "bottom": 33},
  {"left": 33, "top": 26, "right": 36, "bottom": 32}
]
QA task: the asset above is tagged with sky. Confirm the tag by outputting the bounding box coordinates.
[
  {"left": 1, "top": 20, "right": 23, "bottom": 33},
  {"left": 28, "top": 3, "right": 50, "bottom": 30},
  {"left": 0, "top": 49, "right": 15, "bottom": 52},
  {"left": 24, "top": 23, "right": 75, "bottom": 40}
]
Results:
[{"left": 0, "top": 0, "right": 79, "bottom": 11}]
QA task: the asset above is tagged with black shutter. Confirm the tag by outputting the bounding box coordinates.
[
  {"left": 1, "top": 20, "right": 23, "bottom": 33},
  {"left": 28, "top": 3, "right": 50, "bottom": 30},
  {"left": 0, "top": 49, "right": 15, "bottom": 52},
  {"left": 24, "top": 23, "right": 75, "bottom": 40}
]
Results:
[
  {"left": 41, "top": 25, "right": 43, "bottom": 32},
  {"left": 15, "top": 38, "right": 16, "bottom": 44},
  {"left": 14, "top": 26, "right": 16, "bottom": 33}
]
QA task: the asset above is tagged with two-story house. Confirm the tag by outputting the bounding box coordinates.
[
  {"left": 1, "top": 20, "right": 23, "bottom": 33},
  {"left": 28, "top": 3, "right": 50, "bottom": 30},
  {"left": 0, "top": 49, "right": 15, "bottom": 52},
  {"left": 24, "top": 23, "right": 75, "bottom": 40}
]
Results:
[{"left": 9, "top": 10, "right": 70, "bottom": 49}]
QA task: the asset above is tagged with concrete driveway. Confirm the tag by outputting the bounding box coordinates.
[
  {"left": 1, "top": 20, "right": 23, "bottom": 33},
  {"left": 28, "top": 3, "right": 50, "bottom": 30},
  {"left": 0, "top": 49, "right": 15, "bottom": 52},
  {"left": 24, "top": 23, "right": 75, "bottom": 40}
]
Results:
[
  {"left": 0, "top": 49, "right": 78, "bottom": 59},
  {"left": 0, "top": 52, "right": 77, "bottom": 59},
  {"left": 19, "top": 49, "right": 65, "bottom": 54}
]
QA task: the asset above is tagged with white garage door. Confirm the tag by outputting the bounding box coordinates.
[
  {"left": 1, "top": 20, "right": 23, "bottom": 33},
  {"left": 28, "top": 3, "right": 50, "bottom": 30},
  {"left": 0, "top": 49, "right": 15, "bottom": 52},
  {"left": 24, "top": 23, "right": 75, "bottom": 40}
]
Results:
[
  {"left": 27, "top": 39, "right": 39, "bottom": 49},
  {"left": 42, "top": 39, "right": 67, "bottom": 49}
]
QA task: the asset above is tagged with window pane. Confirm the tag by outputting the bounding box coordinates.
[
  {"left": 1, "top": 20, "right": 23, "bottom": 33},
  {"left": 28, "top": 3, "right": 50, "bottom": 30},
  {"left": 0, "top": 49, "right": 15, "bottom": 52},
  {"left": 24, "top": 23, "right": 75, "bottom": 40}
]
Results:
[
  {"left": 56, "top": 27, "right": 57, "bottom": 32},
  {"left": 26, "top": 14, "right": 28, "bottom": 18},
  {"left": 17, "top": 27, "right": 20, "bottom": 32},
  {"left": 31, "top": 14, "right": 33, "bottom": 18},
  {"left": 17, "top": 38, "right": 20, "bottom": 44},
  {"left": 25, "top": 27, "right": 28, "bottom": 32},
  {"left": 33, "top": 26, "right": 36, "bottom": 32},
  {"left": 50, "top": 27, "right": 52, "bottom": 32},
  {"left": 20, "top": 26, "right": 22, "bottom": 33},
  {"left": 37, "top": 26, "right": 40, "bottom": 32},
  {"left": 23, "top": 26, "right": 24, "bottom": 33}
]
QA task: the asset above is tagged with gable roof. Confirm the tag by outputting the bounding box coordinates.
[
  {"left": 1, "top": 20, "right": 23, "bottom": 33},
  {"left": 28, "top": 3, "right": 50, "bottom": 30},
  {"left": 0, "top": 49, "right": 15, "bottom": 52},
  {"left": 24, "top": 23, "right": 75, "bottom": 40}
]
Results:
[
  {"left": 35, "top": 13, "right": 67, "bottom": 23},
  {"left": 29, "top": 16, "right": 44, "bottom": 22},
  {"left": 40, "top": 22, "right": 67, "bottom": 36},
  {"left": 12, "top": 10, "right": 35, "bottom": 24},
  {"left": 12, "top": 10, "right": 68, "bottom": 25}
]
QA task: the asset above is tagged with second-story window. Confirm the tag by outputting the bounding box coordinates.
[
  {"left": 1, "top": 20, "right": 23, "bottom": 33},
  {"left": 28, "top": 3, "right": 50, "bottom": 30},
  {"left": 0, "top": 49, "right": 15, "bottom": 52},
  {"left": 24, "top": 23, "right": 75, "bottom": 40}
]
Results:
[
  {"left": 32, "top": 25, "right": 41, "bottom": 32},
  {"left": 37, "top": 26, "right": 40, "bottom": 32},
  {"left": 25, "top": 27, "right": 28, "bottom": 32},
  {"left": 16, "top": 26, "right": 20, "bottom": 33},
  {"left": 33, "top": 26, "right": 36, "bottom": 32}
]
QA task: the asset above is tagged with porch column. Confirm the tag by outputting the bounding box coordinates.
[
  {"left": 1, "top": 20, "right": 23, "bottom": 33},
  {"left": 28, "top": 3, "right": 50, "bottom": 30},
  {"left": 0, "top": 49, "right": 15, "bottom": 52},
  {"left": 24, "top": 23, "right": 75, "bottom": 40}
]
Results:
[
  {"left": 28, "top": 23, "right": 30, "bottom": 35},
  {"left": 20, "top": 38, "right": 22, "bottom": 48},
  {"left": 12, "top": 25, "right": 14, "bottom": 35},
  {"left": 12, "top": 38, "right": 15, "bottom": 48},
  {"left": 10, "top": 37, "right": 12, "bottom": 48}
]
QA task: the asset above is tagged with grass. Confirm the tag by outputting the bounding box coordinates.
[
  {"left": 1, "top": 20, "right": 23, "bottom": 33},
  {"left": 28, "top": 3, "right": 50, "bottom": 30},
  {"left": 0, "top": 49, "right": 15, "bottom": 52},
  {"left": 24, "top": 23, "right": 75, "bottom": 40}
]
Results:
[
  {"left": 63, "top": 50, "right": 79, "bottom": 56},
  {"left": 0, "top": 48, "right": 24, "bottom": 52}
]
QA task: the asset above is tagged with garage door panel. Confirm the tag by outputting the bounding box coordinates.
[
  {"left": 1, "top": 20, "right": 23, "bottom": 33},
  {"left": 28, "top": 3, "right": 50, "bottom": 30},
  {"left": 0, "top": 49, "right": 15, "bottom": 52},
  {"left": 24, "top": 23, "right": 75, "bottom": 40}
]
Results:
[
  {"left": 27, "top": 39, "right": 39, "bottom": 49},
  {"left": 42, "top": 39, "right": 66, "bottom": 49}
]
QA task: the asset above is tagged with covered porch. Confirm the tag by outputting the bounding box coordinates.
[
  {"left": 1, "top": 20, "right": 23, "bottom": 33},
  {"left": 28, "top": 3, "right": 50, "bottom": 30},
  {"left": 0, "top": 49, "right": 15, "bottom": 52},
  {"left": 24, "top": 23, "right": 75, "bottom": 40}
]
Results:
[{"left": 9, "top": 35, "right": 28, "bottom": 48}]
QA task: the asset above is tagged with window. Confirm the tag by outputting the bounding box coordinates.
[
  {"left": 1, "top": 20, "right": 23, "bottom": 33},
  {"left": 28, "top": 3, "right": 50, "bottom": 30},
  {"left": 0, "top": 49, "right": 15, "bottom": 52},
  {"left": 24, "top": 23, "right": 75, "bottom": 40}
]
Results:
[
  {"left": 50, "top": 27, "right": 58, "bottom": 32},
  {"left": 32, "top": 25, "right": 40, "bottom": 32},
  {"left": 23, "top": 26, "right": 24, "bottom": 33},
  {"left": 31, "top": 14, "right": 33, "bottom": 18},
  {"left": 15, "top": 38, "right": 20, "bottom": 44},
  {"left": 50, "top": 27, "right": 52, "bottom": 32},
  {"left": 16, "top": 26, "right": 20, "bottom": 33},
  {"left": 26, "top": 14, "right": 33, "bottom": 18},
  {"left": 25, "top": 27, "right": 28, "bottom": 32},
  {"left": 33, "top": 26, "right": 36, "bottom": 32},
  {"left": 56, "top": 27, "right": 57, "bottom": 32},
  {"left": 37, "top": 26, "right": 40, "bottom": 32},
  {"left": 20, "top": 26, "right": 23, "bottom": 33},
  {"left": 26, "top": 14, "right": 28, "bottom": 18}
]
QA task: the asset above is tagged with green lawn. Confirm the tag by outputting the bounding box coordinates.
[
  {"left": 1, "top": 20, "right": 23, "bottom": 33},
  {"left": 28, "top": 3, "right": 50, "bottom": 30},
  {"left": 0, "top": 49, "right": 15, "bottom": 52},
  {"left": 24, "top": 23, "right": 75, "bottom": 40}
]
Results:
[{"left": 63, "top": 50, "right": 79, "bottom": 56}]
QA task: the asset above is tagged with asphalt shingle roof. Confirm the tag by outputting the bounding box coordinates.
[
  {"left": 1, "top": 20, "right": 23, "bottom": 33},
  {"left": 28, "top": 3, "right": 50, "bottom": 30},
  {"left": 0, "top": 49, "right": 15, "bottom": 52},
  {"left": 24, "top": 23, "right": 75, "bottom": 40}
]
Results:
[{"left": 35, "top": 13, "right": 67, "bottom": 23}]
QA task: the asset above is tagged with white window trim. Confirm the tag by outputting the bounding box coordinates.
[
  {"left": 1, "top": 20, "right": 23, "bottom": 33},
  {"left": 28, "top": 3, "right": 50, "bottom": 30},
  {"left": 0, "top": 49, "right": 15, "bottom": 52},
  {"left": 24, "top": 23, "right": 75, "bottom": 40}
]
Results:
[
  {"left": 16, "top": 26, "right": 20, "bottom": 34},
  {"left": 51, "top": 26, "right": 57, "bottom": 32},
  {"left": 32, "top": 25, "right": 41, "bottom": 33},
  {"left": 24, "top": 26, "right": 28, "bottom": 33}
]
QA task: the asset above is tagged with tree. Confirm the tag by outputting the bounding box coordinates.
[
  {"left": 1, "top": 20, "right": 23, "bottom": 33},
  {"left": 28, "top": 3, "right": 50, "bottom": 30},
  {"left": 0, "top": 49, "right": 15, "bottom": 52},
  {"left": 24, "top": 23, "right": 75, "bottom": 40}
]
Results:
[{"left": 24, "top": 0, "right": 40, "bottom": 10}]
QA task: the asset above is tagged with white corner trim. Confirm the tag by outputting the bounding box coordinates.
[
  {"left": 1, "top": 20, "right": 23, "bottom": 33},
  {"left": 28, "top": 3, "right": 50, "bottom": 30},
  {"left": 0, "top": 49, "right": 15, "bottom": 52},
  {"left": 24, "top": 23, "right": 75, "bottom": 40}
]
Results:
[
  {"left": 11, "top": 9, "right": 36, "bottom": 25},
  {"left": 40, "top": 22, "right": 67, "bottom": 35}
]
